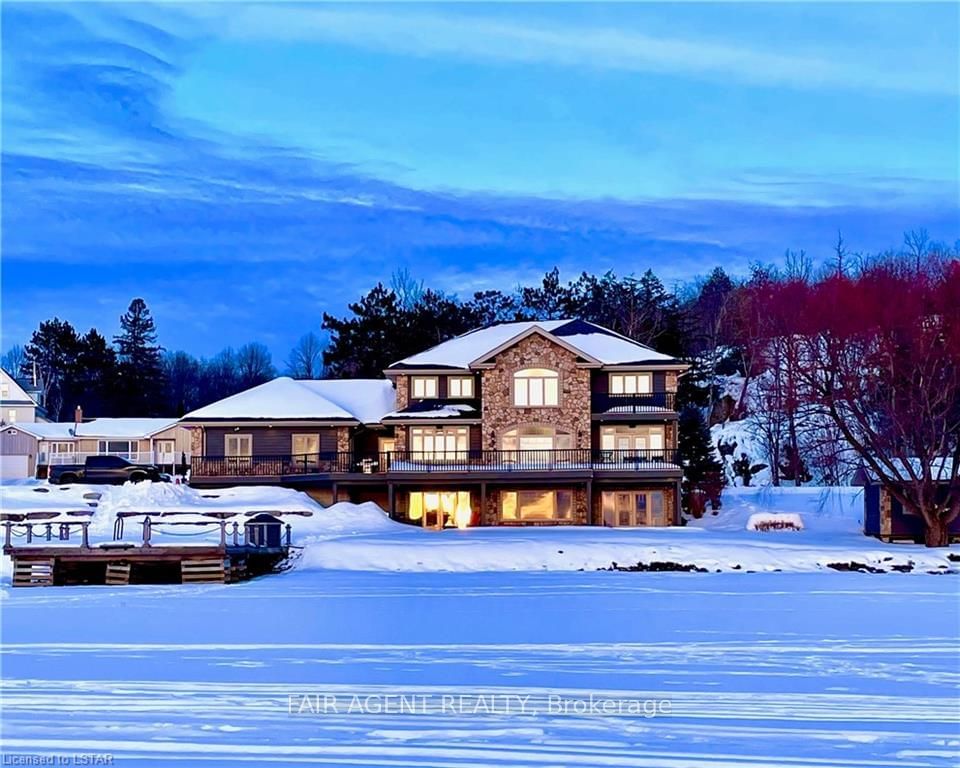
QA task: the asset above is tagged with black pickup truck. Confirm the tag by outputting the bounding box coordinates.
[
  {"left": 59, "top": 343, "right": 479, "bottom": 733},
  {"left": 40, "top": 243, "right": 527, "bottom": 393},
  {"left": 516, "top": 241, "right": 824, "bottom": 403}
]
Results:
[{"left": 48, "top": 455, "right": 168, "bottom": 485}]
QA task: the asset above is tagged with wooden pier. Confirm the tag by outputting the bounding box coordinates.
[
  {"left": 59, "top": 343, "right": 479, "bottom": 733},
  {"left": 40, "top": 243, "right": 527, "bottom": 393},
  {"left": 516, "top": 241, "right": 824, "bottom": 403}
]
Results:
[{"left": 3, "top": 514, "right": 294, "bottom": 587}]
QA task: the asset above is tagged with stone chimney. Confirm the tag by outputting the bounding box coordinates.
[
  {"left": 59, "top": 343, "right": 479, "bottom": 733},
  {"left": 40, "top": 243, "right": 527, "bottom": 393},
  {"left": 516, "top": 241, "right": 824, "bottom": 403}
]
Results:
[{"left": 74, "top": 405, "right": 83, "bottom": 425}]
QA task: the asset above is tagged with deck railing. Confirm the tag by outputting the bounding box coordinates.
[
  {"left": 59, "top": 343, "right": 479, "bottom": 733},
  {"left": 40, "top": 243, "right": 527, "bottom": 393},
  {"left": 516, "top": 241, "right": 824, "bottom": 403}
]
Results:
[
  {"left": 591, "top": 392, "right": 676, "bottom": 414},
  {"left": 191, "top": 448, "right": 679, "bottom": 478},
  {"left": 39, "top": 451, "right": 191, "bottom": 466}
]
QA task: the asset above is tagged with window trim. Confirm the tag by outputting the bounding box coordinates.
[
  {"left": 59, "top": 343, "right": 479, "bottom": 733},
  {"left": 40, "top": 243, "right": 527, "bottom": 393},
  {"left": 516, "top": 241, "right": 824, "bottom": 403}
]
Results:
[
  {"left": 513, "top": 368, "right": 560, "bottom": 408},
  {"left": 411, "top": 376, "right": 439, "bottom": 399},
  {"left": 447, "top": 376, "right": 474, "bottom": 398},
  {"left": 609, "top": 372, "right": 652, "bottom": 395},
  {"left": 500, "top": 489, "right": 573, "bottom": 522},
  {"left": 409, "top": 425, "right": 469, "bottom": 460},
  {"left": 224, "top": 433, "right": 253, "bottom": 458},
  {"left": 291, "top": 433, "right": 321, "bottom": 456}
]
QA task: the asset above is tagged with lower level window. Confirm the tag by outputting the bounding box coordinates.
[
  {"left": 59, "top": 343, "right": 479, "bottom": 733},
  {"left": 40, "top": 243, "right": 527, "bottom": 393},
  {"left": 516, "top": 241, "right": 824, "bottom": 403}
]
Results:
[
  {"left": 409, "top": 491, "right": 472, "bottom": 529},
  {"left": 601, "top": 490, "right": 666, "bottom": 526},
  {"left": 501, "top": 490, "right": 572, "bottom": 522}
]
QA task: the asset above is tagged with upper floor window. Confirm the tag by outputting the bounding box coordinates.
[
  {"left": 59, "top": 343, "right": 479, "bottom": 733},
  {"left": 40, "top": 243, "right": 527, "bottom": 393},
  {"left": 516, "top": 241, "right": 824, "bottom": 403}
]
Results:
[
  {"left": 411, "top": 376, "right": 438, "bottom": 399},
  {"left": 448, "top": 376, "right": 474, "bottom": 398},
  {"left": 610, "top": 372, "right": 651, "bottom": 395},
  {"left": 514, "top": 368, "right": 559, "bottom": 407}
]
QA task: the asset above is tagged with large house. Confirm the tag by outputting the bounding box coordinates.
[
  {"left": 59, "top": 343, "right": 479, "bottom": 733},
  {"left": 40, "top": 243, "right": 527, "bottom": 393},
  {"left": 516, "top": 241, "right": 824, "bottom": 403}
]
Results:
[{"left": 183, "top": 319, "right": 687, "bottom": 528}]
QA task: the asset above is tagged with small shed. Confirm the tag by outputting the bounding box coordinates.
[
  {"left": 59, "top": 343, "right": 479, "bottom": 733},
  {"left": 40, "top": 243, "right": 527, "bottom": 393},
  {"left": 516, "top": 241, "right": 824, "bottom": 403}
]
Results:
[
  {"left": 854, "top": 465, "right": 960, "bottom": 543},
  {"left": 245, "top": 513, "right": 284, "bottom": 549}
]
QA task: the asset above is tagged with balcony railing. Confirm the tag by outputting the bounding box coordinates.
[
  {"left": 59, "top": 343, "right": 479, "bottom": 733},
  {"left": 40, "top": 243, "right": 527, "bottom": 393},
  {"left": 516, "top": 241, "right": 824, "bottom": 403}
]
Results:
[
  {"left": 39, "top": 451, "right": 190, "bottom": 466},
  {"left": 592, "top": 392, "right": 676, "bottom": 414},
  {"left": 191, "top": 449, "right": 679, "bottom": 478}
]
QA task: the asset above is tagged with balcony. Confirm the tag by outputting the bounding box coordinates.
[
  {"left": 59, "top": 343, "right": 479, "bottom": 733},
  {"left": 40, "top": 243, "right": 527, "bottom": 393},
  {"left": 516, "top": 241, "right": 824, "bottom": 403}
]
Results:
[
  {"left": 190, "top": 448, "right": 680, "bottom": 479},
  {"left": 592, "top": 391, "right": 676, "bottom": 416},
  {"left": 39, "top": 451, "right": 190, "bottom": 467}
]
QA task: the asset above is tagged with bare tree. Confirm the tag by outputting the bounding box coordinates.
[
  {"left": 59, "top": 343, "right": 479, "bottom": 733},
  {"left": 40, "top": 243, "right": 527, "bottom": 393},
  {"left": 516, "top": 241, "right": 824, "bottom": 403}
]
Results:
[
  {"left": 286, "top": 332, "right": 325, "bottom": 379},
  {"left": 235, "top": 342, "right": 276, "bottom": 389},
  {"left": 1, "top": 344, "right": 27, "bottom": 377},
  {"left": 748, "top": 255, "right": 960, "bottom": 546},
  {"left": 390, "top": 268, "right": 425, "bottom": 310}
]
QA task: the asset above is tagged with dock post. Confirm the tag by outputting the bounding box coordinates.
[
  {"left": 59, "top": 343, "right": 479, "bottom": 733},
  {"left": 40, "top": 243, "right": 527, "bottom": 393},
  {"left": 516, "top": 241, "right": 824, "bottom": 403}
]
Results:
[
  {"left": 26, "top": 524, "right": 33, "bottom": 544},
  {"left": 285, "top": 524, "right": 292, "bottom": 547},
  {"left": 232, "top": 522, "right": 239, "bottom": 546},
  {"left": 143, "top": 517, "right": 152, "bottom": 548},
  {"left": 4, "top": 522, "right": 11, "bottom": 549},
  {"left": 219, "top": 520, "right": 227, "bottom": 551},
  {"left": 81, "top": 522, "right": 90, "bottom": 550},
  {"left": 45, "top": 523, "right": 52, "bottom": 541}
]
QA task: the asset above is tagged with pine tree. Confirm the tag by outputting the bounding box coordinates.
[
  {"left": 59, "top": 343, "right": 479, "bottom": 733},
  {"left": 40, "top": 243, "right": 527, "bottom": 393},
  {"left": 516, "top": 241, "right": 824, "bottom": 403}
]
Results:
[
  {"left": 69, "top": 329, "right": 119, "bottom": 417},
  {"left": 23, "top": 318, "right": 80, "bottom": 420},
  {"left": 678, "top": 405, "right": 725, "bottom": 517},
  {"left": 113, "top": 298, "right": 165, "bottom": 416}
]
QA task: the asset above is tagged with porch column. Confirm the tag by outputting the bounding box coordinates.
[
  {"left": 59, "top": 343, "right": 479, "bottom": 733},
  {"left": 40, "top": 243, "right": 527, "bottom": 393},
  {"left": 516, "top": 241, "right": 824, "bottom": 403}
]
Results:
[
  {"left": 481, "top": 482, "right": 487, "bottom": 527},
  {"left": 331, "top": 482, "right": 338, "bottom": 504},
  {"left": 388, "top": 483, "right": 395, "bottom": 519},
  {"left": 585, "top": 479, "right": 593, "bottom": 525},
  {"left": 674, "top": 479, "right": 682, "bottom": 525}
]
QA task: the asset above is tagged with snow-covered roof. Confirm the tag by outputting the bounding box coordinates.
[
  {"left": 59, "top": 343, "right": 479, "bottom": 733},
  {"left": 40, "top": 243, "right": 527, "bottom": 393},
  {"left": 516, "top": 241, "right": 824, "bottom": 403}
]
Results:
[
  {"left": 76, "top": 418, "right": 181, "bottom": 438},
  {"left": 383, "top": 403, "right": 478, "bottom": 421},
  {"left": 4, "top": 418, "right": 182, "bottom": 440},
  {"left": 181, "top": 377, "right": 395, "bottom": 424},
  {"left": 388, "top": 319, "right": 679, "bottom": 369},
  {"left": 853, "top": 458, "right": 956, "bottom": 485},
  {"left": 3, "top": 422, "right": 76, "bottom": 440},
  {"left": 296, "top": 379, "right": 397, "bottom": 425}
]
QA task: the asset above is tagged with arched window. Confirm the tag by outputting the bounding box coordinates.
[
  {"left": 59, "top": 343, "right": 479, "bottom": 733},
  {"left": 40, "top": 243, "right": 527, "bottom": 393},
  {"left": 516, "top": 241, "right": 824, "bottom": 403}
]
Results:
[{"left": 513, "top": 368, "right": 559, "bottom": 407}]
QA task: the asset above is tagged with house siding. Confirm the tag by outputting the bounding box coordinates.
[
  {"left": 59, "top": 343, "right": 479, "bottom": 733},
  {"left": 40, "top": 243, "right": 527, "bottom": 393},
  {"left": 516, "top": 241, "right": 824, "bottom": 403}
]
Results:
[{"left": 203, "top": 426, "right": 343, "bottom": 456}]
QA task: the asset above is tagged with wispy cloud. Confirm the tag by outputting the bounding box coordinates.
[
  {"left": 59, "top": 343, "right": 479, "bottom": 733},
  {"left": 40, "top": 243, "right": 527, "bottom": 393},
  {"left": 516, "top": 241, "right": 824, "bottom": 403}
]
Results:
[{"left": 216, "top": 6, "right": 957, "bottom": 96}]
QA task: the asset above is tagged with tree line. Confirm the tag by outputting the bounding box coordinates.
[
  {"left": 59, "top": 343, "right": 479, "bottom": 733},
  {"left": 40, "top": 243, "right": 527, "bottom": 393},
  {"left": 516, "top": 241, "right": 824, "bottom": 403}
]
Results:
[
  {"left": 6, "top": 231, "right": 958, "bottom": 543},
  {"left": 2, "top": 299, "right": 328, "bottom": 420}
]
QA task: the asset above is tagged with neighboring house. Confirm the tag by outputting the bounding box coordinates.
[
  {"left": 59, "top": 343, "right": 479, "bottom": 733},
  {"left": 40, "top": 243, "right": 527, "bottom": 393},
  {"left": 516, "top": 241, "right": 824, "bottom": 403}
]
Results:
[
  {"left": 0, "top": 368, "right": 46, "bottom": 425},
  {"left": 185, "top": 319, "right": 687, "bottom": 529},
  {"left": 0, "top": 416, "right": 193, "bottom": 479}
]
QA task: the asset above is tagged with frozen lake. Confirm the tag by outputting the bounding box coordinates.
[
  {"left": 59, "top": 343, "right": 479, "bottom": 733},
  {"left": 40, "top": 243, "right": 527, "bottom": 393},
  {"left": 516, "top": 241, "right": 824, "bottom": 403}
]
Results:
[{"left": 2, "top": 571, "right": 958, "bottom": 767}]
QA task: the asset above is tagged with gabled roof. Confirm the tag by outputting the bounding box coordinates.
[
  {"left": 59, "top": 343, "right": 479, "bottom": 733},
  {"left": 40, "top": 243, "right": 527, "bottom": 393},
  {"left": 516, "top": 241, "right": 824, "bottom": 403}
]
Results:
[
  {"left": 0, "top": 368, "right": 38, "bottom": 406},
  {"left": 180, "top": 377, "right": 396, "bottom": 424},
  {"left": 3, "top": 418, "right": 181, "bottom": 440},
  {"left": 387, "top": 318, "right": 680, "bottom": 370}
]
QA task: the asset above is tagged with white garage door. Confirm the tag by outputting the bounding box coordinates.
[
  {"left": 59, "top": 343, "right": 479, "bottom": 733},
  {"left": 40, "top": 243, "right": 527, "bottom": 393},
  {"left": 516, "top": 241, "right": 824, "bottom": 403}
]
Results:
[{"left": 0, "top": 455, "right": 30, "bottom": 479}]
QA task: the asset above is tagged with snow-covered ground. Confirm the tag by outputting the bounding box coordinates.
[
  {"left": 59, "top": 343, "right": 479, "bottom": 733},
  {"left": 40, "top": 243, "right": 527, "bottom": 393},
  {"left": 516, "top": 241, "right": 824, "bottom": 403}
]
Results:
[
  {"left": 3, "top": 481, "right": 958, "bottom": 575},
  {"left": 1, "top": 571, "right": 957, "bottom": 767}
]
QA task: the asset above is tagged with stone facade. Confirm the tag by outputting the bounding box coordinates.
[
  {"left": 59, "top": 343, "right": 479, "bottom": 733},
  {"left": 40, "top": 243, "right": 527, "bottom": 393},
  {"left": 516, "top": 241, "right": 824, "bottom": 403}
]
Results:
[
  {"left": 336, "top": 426, "right": 352, "bottom": 455},
  {"left": 480, "top": 333, "right": 592, "bottom": 450},
  {"left": 395, "top": 375, "right": 410, "bottom": 411}
]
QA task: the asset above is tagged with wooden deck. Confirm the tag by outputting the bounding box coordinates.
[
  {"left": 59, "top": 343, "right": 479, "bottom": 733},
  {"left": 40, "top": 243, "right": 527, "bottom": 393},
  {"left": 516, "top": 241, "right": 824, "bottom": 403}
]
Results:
[{"left": 3, "top": 517, "right": 293, "bottom": 587}]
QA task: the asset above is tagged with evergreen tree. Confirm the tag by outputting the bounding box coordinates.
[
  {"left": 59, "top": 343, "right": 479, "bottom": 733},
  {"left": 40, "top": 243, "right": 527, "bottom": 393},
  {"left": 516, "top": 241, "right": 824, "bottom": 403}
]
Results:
[
  {"left": 69, "top": 329, "right": 118, "bottom": 417},
  {"left": 113, "top": 298, "right": 165, "bottom": 415},
  {"left": 678, "top": 405, "right": 725, "bottom": 517},
  {"left": 23, "top": 318, "right": 80, "bottom": 420}
]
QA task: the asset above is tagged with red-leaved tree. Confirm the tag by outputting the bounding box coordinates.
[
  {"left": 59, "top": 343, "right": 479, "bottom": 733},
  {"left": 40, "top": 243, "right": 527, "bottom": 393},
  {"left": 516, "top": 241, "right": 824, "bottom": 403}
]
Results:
[{"left": 740, "top": 255, "right": 960, "bottom": 546}]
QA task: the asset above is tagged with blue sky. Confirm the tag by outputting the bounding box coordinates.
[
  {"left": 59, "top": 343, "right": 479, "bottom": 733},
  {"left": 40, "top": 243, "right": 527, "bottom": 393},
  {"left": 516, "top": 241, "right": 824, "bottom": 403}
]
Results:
[{"left": 2, "top": 2, "right": 958, "bottom": 358}]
